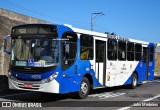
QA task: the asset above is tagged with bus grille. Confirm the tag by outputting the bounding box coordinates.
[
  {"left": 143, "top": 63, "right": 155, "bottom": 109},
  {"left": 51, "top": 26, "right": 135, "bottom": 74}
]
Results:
[{"left": 17, "top": 83, "right": 40, "bottom": 90}]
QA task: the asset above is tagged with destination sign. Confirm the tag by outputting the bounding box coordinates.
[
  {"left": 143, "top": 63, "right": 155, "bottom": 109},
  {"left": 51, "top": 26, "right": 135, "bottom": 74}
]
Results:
[{"left": 107, "top": 35, "right": 129, "bottom": 42}]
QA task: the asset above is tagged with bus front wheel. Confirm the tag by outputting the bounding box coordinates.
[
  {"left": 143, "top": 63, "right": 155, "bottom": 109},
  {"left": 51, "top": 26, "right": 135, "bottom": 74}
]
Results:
[{"left": 77, "top": 77, "right": 90, "bottom": 99}]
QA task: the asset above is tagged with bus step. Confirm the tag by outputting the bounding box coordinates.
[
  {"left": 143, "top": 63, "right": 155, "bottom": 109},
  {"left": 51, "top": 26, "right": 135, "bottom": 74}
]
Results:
[
  {"left": 94, "top": 86, "right": 106, "bottom": 89},
  {"left": 142, "top": 81, "right": 148, "bottom": 84}
]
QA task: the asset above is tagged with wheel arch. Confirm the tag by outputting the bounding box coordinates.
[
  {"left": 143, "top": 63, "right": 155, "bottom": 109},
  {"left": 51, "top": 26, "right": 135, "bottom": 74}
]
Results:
[{"left": 83, "top": 73, "right": 93, "bottom": 89}]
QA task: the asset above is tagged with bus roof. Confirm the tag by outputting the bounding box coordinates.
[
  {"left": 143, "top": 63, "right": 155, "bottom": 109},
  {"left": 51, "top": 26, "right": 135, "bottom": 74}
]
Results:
[
  {"left": 12, "top": 23, "right": 153, "bottom": 45},
  {"left": 70, "top": 26, "right": 151, "bottom": 45}
]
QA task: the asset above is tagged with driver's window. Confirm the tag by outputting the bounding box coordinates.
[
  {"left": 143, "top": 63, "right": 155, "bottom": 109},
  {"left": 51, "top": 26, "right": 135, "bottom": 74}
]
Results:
[{"left": 61, "top": 32, "right": 77, "bottom": 70}]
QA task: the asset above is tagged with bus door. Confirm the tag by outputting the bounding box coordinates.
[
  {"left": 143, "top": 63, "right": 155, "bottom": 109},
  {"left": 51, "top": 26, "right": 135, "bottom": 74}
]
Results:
[
  {"left": 95, "top": 40, "right": 106, "bottom": 86},
  {"left": 143, "top": 46, "right": 149, "bottom": 80}
]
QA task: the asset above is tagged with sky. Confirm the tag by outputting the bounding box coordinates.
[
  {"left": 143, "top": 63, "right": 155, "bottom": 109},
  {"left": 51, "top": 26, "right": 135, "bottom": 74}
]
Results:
[{"left": 0, "top": 0, "right": 160, "bottom": 43}]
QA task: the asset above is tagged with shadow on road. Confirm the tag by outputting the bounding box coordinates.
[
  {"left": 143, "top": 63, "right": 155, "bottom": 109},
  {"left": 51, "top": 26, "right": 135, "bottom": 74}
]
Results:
[{"left": 1, "top": 91, "right": 70, "bottom": 102}]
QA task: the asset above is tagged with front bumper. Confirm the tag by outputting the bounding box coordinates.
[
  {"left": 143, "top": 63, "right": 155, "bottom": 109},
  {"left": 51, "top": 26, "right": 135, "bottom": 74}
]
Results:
[{"left": 8, "top": 78, "right": 60, "bottom": 93}]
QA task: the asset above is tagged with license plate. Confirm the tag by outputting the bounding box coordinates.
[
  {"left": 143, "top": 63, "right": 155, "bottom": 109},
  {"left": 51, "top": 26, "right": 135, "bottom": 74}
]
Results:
[{"left": 24, "top": 84, "right": 32, "bottom": 88}]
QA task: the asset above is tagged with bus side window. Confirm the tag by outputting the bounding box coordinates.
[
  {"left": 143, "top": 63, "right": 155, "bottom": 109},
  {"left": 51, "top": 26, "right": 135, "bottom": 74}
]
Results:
[
  {"left": 80, "top": 34, "right": 93, "bottom": 60},
  {"left": 127, "top": 42, "right": 134, "bottom": 61},
  {"left": 118, "top": 41, "right": 126, "bottom": 61},
  {"left": 107, "top": 39, "right": 117, "bottom": 60},
  {"left": 135, "top": 44, "right": 142, "bottom": 61}
]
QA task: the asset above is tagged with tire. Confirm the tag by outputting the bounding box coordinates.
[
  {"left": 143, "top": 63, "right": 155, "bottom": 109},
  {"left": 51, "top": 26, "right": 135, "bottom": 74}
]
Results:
[
  {"left": 130, "top": 73, "right": 138, "bottom": 89},
  {"left": 77, "top": 77, "right": 90, "bottom": 99}
]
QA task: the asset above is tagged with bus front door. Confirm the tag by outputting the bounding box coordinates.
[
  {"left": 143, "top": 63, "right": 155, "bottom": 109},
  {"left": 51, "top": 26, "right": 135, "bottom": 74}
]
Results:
[
  {"left": 95, "top": 40, "right": 106, "bottom": 86},
  {"left": 143, "top": 47, "right": 149, "bottom": 81}
]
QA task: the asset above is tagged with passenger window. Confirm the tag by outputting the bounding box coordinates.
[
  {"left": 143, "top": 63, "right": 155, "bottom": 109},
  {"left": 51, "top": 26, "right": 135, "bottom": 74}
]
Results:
[
  {"left": 135, "top": 44, "right": 142, "bottom": 61},
  {"left": 107, "top": 39, "right": 117, "bottom": 60},
  {"left": 80, "top": 34, "right": 93, "bottom": 60},
  {"left": 118, "top": 41, "right": 126, "bottom": 61},
  {"left": 127, "top": 42, "right": 134, "bottom": 61}
]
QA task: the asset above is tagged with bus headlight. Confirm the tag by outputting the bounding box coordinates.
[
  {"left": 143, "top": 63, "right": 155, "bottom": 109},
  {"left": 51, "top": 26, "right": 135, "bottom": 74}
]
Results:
[
  {"left": 49, "top": 72, "right": 59, "bottom": 82},
  {"left": 8, "top": 71, "right": 16, "bottom": 80},
  {"left": 49, "top": 75, "right": 54, "bottom": 81},
  {"left": 9, "top": 74, "right": 16, "bottom": 80},
  {"left": 41, "top": 72, "right": 59, "bottom": 83}
]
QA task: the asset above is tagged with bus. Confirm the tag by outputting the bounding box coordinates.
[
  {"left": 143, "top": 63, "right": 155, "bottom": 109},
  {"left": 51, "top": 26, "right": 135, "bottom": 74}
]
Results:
[{"left": 4, "top": 24, "right": 155, "bottom": 99}]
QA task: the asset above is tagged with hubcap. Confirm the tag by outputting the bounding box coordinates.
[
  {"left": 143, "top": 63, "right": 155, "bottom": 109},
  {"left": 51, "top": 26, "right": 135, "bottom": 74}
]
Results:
[{"left": 81, "top": 82, "right": 88, "bottom": 95}]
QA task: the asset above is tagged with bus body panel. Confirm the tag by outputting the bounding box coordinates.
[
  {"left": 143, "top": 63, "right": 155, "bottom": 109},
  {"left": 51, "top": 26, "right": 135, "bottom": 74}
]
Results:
[{"left": 6, "top": 24, "right": 155, "bottom": 95}]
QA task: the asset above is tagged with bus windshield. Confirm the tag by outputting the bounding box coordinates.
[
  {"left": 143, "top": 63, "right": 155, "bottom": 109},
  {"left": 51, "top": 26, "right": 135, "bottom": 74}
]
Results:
[{"left": 11, "top": 38, "right": 59, "bottom": 67}]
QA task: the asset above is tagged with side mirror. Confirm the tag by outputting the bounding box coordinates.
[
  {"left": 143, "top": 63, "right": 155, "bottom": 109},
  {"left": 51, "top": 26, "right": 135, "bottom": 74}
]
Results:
[{"left": 4, "top": 35, "right": 11, "bottom": 55}]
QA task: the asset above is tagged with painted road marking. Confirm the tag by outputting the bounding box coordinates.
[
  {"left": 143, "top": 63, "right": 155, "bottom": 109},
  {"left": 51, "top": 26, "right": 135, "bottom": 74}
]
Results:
[
  {"left": 89, "top": 92, "right": 126, "bottom": 99},
  {"left": 118, "top": 93, "right": 160, "bottom": 110}
]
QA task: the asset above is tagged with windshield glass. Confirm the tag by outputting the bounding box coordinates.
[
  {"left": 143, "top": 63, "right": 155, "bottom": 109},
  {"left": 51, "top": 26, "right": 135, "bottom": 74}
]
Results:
[{"left": 11, "top": 38, "right": 59, "bottom": 67}]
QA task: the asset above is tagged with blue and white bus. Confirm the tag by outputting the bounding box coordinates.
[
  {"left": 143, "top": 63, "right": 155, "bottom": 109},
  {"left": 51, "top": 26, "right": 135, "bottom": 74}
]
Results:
[{"left": 4, "top": 24, "right": 155, "bottom": 99}]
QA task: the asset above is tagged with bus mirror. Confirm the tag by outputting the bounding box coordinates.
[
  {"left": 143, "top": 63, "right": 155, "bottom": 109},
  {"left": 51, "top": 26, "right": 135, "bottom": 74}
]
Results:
[{"left": 4, "top": 35, "right": 11, "bottom": 55}]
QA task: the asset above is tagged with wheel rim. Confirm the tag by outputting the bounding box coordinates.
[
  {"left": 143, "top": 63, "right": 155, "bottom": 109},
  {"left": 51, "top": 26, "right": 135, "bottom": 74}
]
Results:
[
  {"left": 133, "top": 75, "right": 137, "bottom": 87},
  {"left": 81, "top": 82, "right": 88, "bottom": 95}
]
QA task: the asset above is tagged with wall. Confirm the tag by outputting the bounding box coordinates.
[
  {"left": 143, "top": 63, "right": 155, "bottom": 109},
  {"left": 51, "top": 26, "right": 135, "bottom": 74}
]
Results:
[{"left": 0, "top": 8, "right": 51, "bottom": 76}]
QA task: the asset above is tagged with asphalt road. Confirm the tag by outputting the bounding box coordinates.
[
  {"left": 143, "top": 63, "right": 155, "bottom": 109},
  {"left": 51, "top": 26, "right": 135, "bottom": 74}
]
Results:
[{"left": 0, "top": 76, "right": 160, "bottom": 110}]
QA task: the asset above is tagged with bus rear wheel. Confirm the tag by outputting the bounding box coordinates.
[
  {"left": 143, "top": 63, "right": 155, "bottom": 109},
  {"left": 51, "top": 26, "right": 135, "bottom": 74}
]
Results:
[
  {"left": 130, "top": 73, "right": 138, "bottom": 89},
  {"left": 77, "top": 77, "right": 90, "bottom": 99}
]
